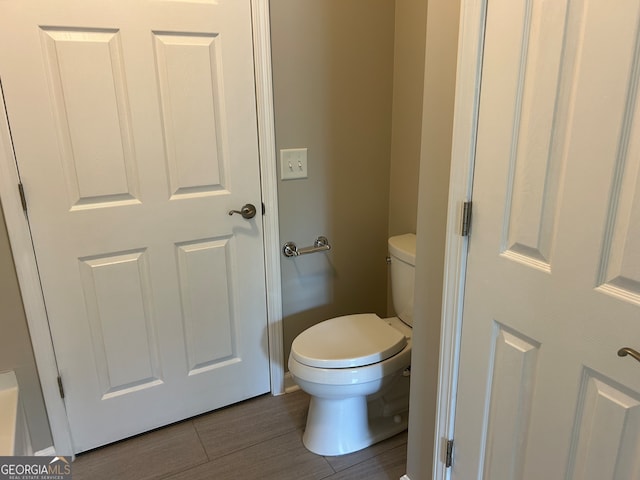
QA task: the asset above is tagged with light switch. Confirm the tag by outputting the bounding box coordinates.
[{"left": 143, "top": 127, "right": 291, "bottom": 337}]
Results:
[{"left": 280, "top": 148, "right": 308, "bottom": 180}]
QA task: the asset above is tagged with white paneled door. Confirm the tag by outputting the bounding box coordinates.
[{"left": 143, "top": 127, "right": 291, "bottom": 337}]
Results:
[
  {"left": 454, "top": 0, "right": 640, "bottom": 479},
  {"left": 0, "top": 0, "right": 270, "bottom": 452}
]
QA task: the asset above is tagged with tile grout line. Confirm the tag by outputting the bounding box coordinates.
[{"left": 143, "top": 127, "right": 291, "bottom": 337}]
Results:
[
  {"left": 153, "top": 420, "right": 211, "bottom": 480},
  {"left": 194, "top": 425, "right": 306, "bottom": 464},
  {"left": 323, "top": 442, "right": 409, "bottom": 480},
  {"left": 323, "top": 434, "right": 409, "bottom": 474},
  {"left": 208, "top": 428, "right": 303, "bottom": 460},
  {"left": 190, "top": 419, "right": 212, "bottom": 462}
]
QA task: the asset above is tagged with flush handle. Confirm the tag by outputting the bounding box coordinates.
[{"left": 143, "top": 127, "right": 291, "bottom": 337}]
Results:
[{"left": 228, "top": 203, "right": 257, "bottom": 219}]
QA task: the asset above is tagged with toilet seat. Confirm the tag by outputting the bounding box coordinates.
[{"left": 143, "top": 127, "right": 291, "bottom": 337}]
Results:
[{"left": 290, "top": 313, "right": 407, "bottom": 369}]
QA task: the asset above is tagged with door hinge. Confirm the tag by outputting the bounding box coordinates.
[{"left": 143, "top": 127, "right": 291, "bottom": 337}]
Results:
[
  {"left": 57, "top": 375, "right": 65, "bottom": 399},
  {"left": 262, "top": 202, "right": 266, "bottom": 215},
  {"left": 461, "top": 201, "right": 472, "bottom": 237},
  {"left": 18, "top": 182, "right": 27, "bottom": 213},
  {"left": 445, "top": 439, "right": 454, "bottom": 468}
]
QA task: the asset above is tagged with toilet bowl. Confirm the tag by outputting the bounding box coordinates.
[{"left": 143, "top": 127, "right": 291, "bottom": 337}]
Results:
[{"left": 289, "top": 234, "right": 416, "bottom": 456}]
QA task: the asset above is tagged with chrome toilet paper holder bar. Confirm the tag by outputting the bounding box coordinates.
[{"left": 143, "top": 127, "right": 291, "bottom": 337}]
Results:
[{"left": 283, "top": 236, "right": 331, "bottom": 257}]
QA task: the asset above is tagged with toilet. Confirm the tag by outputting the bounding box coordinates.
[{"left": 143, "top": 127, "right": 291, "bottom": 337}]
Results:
[{"left": 288, "top": 233, "right": 416, "bottom": 456}]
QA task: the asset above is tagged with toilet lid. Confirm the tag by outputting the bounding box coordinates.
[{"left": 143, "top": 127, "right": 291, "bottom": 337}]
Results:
[{"left": 291, "top": 313, "right": 408, "bottom": 368}]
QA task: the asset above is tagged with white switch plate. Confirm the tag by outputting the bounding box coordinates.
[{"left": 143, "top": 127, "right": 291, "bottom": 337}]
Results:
[{"left": 280, "top": 148, "right": 308, "bottom": 180}]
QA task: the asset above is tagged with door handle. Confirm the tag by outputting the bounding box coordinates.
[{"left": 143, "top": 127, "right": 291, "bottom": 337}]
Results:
[
  {"left": 617, "top": 347, "right": 640, "bottom": 364},
  {"left": 228, "top": 203, "right": 257, "bottom": 219}
]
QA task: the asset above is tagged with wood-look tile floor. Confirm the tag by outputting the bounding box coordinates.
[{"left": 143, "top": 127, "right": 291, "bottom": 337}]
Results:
[{"left": 72, "top": 390, "right": 408, "bottom": 480}]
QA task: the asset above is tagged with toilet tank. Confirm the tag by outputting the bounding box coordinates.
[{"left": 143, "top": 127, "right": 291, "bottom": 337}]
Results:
[{"left": 388, "top": 234, "right": 416, "bottom": 326}]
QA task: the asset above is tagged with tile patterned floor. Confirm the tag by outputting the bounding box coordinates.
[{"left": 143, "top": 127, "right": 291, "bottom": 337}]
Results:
[{"left": 72, "top": 390, "right": 407, "bottom": 480}]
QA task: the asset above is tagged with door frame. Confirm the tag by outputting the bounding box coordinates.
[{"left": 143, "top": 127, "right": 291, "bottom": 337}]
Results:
[
  {"left": 0, "top": 0, "right": 282, "bottom": 456},
  {"left": 431, "top": 0, "right": 486, "bottom": 478}
]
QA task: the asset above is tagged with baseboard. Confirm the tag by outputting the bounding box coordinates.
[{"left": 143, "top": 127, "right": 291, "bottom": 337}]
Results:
[
  {"left": 35, "top": 446, "right": 55, "bottom": 456},
  {"left": 284, "top": 372, "right": 300, "bottom": 393}
]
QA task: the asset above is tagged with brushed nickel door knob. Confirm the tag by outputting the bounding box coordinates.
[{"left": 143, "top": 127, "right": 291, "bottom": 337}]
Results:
[{"left": 228, "top": 203, "right": 257, "bottom": 219}]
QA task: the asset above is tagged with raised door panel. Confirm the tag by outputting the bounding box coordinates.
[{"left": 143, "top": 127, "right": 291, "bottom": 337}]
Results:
[
  {"left": 79, "top": 250, "right": 162, "bottom": 398},
  {"left": 567, "top": 370, "right": 640, "bottom": 480},
  {"left": 496, "top": 0, "right": 569, "bottom": 271},
  {"left": 40, "top": 27, "right": 139, "bottom": 209},
  {"left": 482, "top": 325, "right": 540, "bottom": 480},
  {"left": 154, "top": 31, "right": 229, "bottom": 199},
  {"left": 597, "top": 74, "right": 640, "bottom": 306},
  {"left": 176, "top": 237, "right": 237, "bottom": 374}
]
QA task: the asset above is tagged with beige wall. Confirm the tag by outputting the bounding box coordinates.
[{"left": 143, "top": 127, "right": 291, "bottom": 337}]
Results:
[
  {"left": 388, "top": 0, "right": 428, "bottom": 238},
  {"left": 406, "top": 0, "right": 461, "bottom": 477},
  {"left": 0, "top": 203, "right": 52, "bottom": 451},
  {"left": 387, "top": 0, "right": 428, "bottom": 317},
  {"left": 270, "top": 1, "right": 396, "bottom": 365}
]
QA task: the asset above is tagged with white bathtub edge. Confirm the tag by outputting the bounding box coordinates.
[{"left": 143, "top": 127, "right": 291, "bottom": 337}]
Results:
[
  {"left": 0, "top": 371, "right": 19, "bottom": 455},
  {"left": 35, "top": 446, "right": 56, "bottom": 456}
]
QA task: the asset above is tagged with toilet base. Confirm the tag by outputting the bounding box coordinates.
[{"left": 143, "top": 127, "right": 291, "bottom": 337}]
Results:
[{"left": 301, "top": 375, "right": 410, "bottom": 456}]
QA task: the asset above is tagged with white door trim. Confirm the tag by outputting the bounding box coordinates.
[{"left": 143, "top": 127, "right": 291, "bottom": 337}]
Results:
[
  {"left": 251, "top": 0, "right": 285, "bottom": 396},
  {"left": 0, "top": 0, "right": 282, "bottom": 456},
  {"left": 0, "top": 91, "right": 75, "bottom": 455},
  {"left": 432, "top": 0, "right": 486, "bottom": 478}
]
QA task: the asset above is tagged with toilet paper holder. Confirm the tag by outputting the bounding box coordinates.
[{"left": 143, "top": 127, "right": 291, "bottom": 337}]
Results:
[{"left": 283, "top": 236, "right": 331, "bottom": 257}]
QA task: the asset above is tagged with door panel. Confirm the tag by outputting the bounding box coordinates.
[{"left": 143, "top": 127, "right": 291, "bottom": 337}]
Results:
[
  {"left": 41, "top": 27, "right": 140, "bottom": 209},
  {"left": 176, "top": 237, "right": 236, "bottom": 373},
  {"left": 79, "top": 249, "right": 163, "bottom": 399},
  {"left": 0, "top": 0, "right": 270, "bottom": 452},
  {"left": 567, "top": 370, "right": 640, "bottom": 480},
  {"left": 481, "top": 325, "right": 539, "bottom": 480},
  {"left": 454, "top": 0, "right": 640, "bottom": 478},
  {"left": 154, "top": 31, "right": 229, "bottom": 197}
]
